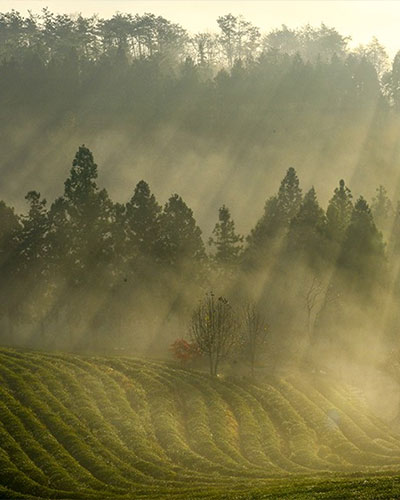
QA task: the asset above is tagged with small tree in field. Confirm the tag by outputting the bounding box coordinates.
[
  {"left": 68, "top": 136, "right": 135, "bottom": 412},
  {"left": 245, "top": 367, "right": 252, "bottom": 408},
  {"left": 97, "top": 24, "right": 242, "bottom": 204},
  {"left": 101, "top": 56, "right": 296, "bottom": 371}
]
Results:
[
  {"left": 190, "top": 292, "right": 238, "bottom": 376},
  {"left": 241, "top": 303, "right": 269, "bottom": 378}
]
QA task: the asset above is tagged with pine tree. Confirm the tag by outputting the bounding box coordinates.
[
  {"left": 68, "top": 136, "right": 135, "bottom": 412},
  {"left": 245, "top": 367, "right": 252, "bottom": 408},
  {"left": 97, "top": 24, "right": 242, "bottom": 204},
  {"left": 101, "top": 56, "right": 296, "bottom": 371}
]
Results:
[
  {"left": 0, "top": 201, "right": 20, "bottom": 272},
  {"left": 338, "top": 196, "right": 386, "bottom": 288},
  {"left": 276, "top": 166, "right": 303, "bottom": 224},
  {"left": 246, "top": 167, "right": 302, "bottom": 254},
  {"left": 18, "top": 191, "right": 49, "bottom": 276},
  {"left": 64, "top": 145, "right": 99, "bottom": 210},
  {"left": 287, "top": 186, "right": 326, "bottom": 266},
  {"left": 159, "top": 194, "right": 205, "bottom": 268},
  {"left": 125, "top": 180, "right": 161, "bottom": 257},
  {"left": 326, "top": 179, "right": 353, "bottom": 243},
  {"left": 371, "top": 185, "right": 393, "bottom": 233},
  {"left": 62, "top": 145, "right": 114, "bottom": 285},
  {"left": 16, "top": 191, "right": 50, "bottom": 340},
  {"left": 209, "top": 205, "right": 243, "bottom": 266},
  {"left": 388, "top": 201, "right": 400, "bottom": 258},
  {"left": 0, "top": 201, "right": 21, "bottom": 341}
]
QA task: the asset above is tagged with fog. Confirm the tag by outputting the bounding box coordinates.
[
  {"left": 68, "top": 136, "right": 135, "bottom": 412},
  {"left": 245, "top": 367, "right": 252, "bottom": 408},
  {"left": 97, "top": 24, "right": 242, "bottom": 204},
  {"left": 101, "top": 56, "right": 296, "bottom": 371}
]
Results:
[{"left": 1, "top": 7, "right": 400, "bottom": 431}]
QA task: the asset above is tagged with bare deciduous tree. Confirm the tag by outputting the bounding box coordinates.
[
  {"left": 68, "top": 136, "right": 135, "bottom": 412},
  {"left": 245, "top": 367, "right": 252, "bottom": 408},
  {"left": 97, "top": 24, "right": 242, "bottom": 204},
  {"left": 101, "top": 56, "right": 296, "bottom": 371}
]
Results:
[
  {"left": 304, "top": 276, "right": 325, "bottom": 337},
  {"left": 241, "top": 302, "right": 269, "bottom": 378},
  {"left": 302, "top": 276, "right": 341, "bottom": 364},
  {"left": 190, "top": 292, "right": 238, "bottom": 376}
]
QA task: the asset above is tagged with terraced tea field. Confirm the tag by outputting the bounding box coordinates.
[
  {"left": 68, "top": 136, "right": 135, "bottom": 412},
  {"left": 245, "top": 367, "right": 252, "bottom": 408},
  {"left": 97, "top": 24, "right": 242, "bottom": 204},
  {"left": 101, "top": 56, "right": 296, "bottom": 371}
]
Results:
[{"left": 1, "top": 347, "right": 400, "bottom": 499}]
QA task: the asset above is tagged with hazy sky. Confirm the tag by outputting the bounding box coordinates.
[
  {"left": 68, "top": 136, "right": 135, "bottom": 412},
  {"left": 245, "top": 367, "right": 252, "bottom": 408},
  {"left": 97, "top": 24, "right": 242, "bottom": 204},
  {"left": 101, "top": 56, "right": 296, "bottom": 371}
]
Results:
[{"left": 2, "top": 1, "right": 400, "bottom": 57}]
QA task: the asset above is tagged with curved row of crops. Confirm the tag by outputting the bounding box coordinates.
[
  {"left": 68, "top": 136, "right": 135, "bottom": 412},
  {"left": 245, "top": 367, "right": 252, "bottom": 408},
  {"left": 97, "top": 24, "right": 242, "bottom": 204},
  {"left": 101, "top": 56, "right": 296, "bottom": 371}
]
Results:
[{"left": 0, "top": 347, "right": 400, "bottom": 499}]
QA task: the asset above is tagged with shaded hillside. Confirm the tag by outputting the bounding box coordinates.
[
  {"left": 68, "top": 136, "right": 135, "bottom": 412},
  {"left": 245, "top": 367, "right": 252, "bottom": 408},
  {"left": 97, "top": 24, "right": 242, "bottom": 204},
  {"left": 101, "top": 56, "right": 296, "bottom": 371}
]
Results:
[{"left": 1, "top": 348, "right": 400, "bottom": 498}]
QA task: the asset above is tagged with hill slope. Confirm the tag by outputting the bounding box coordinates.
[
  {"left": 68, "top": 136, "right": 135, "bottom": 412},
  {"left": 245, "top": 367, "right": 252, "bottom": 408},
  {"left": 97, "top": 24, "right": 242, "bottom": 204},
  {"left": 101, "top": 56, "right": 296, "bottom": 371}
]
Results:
[{"left": 0, "top": 348, "right": 400, "bottom": 499}]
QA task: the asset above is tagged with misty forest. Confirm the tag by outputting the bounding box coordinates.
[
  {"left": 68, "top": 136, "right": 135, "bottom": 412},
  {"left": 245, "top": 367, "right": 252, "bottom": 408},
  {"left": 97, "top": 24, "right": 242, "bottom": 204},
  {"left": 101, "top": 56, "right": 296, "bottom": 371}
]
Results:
[{"left": 2, "top": 7, "right": 400, "bottom": 499}]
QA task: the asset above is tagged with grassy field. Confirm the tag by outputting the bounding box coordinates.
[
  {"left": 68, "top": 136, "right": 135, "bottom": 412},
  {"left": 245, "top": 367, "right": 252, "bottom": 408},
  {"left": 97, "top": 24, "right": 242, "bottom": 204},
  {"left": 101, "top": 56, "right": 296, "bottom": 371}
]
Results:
[{"left": 0, "top": 347, "right": 400, "bottom": 499}]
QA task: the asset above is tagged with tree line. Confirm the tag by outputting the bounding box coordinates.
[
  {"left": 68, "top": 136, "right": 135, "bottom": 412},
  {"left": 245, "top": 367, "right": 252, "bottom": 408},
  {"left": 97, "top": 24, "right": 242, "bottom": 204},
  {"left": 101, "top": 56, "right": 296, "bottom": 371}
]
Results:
[
  {"left": 2, "top": 10, "right": 400, "bottom": 227},
  {"left": 1, "top": 145, "right": 399, "bottom": 372}
]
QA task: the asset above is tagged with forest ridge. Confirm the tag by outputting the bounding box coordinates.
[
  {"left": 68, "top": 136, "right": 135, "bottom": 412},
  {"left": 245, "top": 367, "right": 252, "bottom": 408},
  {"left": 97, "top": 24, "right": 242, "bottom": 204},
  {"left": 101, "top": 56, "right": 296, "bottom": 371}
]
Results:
[
  {"left": 0, "top": 145, "right": 398, "bottom": 374},
  {"left": 1, "top": 10, "right": 400, "bottom": 228}
]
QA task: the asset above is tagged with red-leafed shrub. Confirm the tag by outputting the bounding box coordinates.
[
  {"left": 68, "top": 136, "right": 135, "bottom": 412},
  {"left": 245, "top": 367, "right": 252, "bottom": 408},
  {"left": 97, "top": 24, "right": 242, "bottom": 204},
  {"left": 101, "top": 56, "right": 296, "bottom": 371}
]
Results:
[{"left": 170, "top": 338, "right": 201, "bottom": 363}]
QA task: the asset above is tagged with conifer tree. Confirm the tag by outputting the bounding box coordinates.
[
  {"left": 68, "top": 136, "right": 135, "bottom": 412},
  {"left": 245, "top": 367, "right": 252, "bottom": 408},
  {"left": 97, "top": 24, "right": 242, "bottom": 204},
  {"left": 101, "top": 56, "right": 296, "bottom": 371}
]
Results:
[
  {"left": 0, "top": 201, "right": 21, "bottom": 340},
  {"left": 287, "top": 186, "right": 326, "bottom": 266},
  {"left": 209, "top": 205, "right": 243, "bottom": 266},
  {"left": 246, "top": 167, "right": 302, "bottom": 253},
  {"left": 371, "top": 185, "right": 393, "bottom": 233},
  {"left": 159, "top": 194, "right": 205, "bottom": 268},
  {"left": 326, "top": 179, "right": 353, "bottom": 243},
  {"left": 125, "top": 180, "right": 161, "bottom": 257},
  {"left": 338, "top": 196, "right": 386, "bottom": 288},
  {"left": 388, "top": 201, "right": 400, "bottom": 258},
  {"left": 16, "top": 191, "right": 51, "bottom": 339},
  {"left": 0, "top": 201, "right": 20, "bottom": 272},
  {"left": 62, "top": 145, "right": 114, "bottom": 285},
  {"left": 18, "top": 191, "right": 49, "bottom": 276},
  {"left": 276, "top": 166, "right": 303, "bottom": 224}
]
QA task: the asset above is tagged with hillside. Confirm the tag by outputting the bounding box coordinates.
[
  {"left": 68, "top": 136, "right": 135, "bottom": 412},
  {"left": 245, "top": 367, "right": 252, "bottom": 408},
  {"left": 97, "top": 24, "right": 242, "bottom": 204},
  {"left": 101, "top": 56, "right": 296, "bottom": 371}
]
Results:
[{"left": 1, "top": 348, "right": 400, "bottom": 499}]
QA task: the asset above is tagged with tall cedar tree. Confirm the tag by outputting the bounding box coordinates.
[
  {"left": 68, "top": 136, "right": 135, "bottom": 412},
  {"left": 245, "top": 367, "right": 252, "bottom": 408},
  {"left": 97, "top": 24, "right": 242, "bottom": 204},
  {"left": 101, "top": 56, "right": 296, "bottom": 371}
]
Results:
[
  {"left": 62, "top": 145, "right": 114, "bottom": 286},
  {"left": 125, "top": 180, "right": 161, "bottom": 257},
  {"left": 16, "top": 191, "right": 50, "bottom": 338},
  {"left": 287, "top": 186, "right": 326, "bottom": 267},
  {"left": 246, "top": 167, "right": 302, "bottom": 254},
  {"left": 371, "top": 185, "right": 393, "bottom": 234},
  {"left": 159, "top": 194, "right": 205, "bottom": 268},
  {"left": 209, "top": 205, "right": 243, "bottom": 266},
  {"left": 0, "top": 201, "right": 21, "bottom": 340},
  {"left": 326, "top": 179, "right": 353, "bottom": 243},
  {"left": 389, "top": 201, "right": 400, "bottom": 258},
  {"left": 18, "top": 191, "right": 49, "bottom": 281},
  {"left": 338, "top": 197, "right": 386, "bottom": 289}
]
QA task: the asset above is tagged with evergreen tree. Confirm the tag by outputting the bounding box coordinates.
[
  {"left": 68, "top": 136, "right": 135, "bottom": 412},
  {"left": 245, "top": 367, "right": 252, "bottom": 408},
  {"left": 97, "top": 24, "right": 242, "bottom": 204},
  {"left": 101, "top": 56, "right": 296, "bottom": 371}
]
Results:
[
  {"left": 159, "top": 194, "right": 205, "bottom": 268},
  {"left": 338, "top": 197, "right": 386, "bottom": 288},
  {"left": 0, "top": 201, "right": 20, "bottom": 272},
  {"left": 388, "top": 201, "right": 400, "bottom": 258},
  {"left": 62, "top": 145, "right": 114, "bottom": 286},
  {"left": 18, "top": 191, "right": 49, "bottom": 276},
  {"left": 16, "top": 191, "right": 51, "bottom": 339},
  {"left": 389, "top": 51, "right": 400, "bottom": 110},
  {"left": 209, "top": 205, "right": 243, "bottom": 266},
  {"left": 125, "top": 180, "right": 161, "bottom": 257},
  {"left": 371, "top": 185, "right": 393, "bottom": 233},
  {"left": 276, "top": 167, "right": 303, "bottom": 224},
  {"left": 287, "top": 186, "right": 326, "bottom": 266},
  {"left": 326, "top": 179, "right": 353, "bottom": 243},
  {"left": 246, "top": 195, "right": 280, "bottom": 251},
  {"left": 0, "top": 201, "right": 21, "bottom": 340},
  {"left": 246, "top": 167, "right": 302, "bottom": 253}
]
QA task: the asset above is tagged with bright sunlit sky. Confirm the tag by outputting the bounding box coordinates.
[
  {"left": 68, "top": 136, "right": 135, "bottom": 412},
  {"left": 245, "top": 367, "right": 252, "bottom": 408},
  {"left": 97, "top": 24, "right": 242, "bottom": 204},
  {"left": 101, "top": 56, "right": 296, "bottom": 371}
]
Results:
[{"left": 2, "top": 1, "right": 400, "bottom": 57}]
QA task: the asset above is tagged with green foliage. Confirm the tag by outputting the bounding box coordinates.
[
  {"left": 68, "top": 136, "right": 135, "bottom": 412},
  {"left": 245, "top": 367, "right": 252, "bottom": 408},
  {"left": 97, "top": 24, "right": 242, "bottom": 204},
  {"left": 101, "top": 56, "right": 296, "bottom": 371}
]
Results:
[
  {"left": 371, "top": 185, "right": 393, "bottom": 233},
  {"left": 209, "top": 205, "right": 243, "bottom": 266},
  {"left": 159, "top": 194, "right": 205, "bottom": 268},
  {"left": 287, "top": 186, "right": 326, "bottom": 267},
  {"left": 338, "top": 196, "right": 386, "bottom": 289},
  {"left": 326, "top": 179, "right": 353, "bottom": 243},
  {"left": 0, "top": 348, "right": 399, "bottom": 498},
  {"left": 126, "top": 180, "right": 161, "bottom": 257},
  {"left": 246, "top": 167, "right": 302, "bottom": 262}
]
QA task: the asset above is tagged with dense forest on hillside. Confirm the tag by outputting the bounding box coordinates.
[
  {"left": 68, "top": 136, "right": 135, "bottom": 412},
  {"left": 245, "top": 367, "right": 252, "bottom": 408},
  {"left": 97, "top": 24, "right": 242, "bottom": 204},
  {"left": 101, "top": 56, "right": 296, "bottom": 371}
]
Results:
[
  {"left": 1, "top": 142, "right": 400, "bottom": 378},
  {"left": 2, "top": 10, "right": 400, "bottom": 376},
  {"left": 1, "top": 10, "right": 400, "bottom": 230}
]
